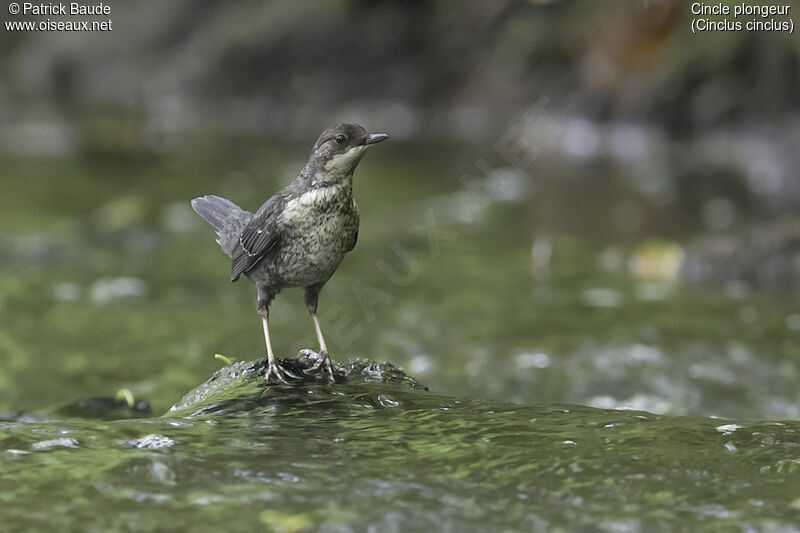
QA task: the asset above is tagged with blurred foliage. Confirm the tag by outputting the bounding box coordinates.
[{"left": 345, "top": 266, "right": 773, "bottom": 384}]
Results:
[{"left": 1, "top": 0, "right": 798, "bottom": 151}]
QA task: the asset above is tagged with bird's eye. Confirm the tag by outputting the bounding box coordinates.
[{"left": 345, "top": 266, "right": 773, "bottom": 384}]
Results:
[{"left": 334, "top": 134, "right": 347, "bottom": 145}]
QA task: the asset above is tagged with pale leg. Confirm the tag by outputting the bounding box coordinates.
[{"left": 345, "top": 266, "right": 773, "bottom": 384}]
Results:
[
  {"left": 260, "top": 309, "right": 298, "bottom": 383},
  {"left": 304, "top": 284, "right": 335, "bottom": 381}
]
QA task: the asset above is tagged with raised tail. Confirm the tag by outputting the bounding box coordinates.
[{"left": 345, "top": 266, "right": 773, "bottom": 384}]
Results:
[{"left": 191, "top": 195, "right": 252, "bottom": 257}]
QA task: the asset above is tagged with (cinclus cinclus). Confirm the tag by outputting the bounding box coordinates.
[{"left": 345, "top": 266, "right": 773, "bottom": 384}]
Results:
[{"left": 191, "top": 124, "right": 388, "bottom": 383}]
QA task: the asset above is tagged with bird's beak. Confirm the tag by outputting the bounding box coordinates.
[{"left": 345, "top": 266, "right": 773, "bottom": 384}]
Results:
[{"left": 364, "top": 133, "right": 389, "bottom": 145}]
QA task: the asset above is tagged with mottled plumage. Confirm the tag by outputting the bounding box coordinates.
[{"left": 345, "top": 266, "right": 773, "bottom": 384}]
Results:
[{"left": 191, "top": 124, "right": 388, "bottom": 382}]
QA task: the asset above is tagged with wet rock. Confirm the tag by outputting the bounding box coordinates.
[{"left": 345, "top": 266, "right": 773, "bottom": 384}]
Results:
[
  {"left": 169, "top": 352, "right": 425, "bottom": 417},
  {"left": 55, "top": 396, "right": 152, "bottom": 420}
]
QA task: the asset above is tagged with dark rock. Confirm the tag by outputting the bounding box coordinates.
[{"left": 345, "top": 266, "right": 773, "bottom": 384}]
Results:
[{"left": 55, "top": 396, "right": 152, "bottom": 420}]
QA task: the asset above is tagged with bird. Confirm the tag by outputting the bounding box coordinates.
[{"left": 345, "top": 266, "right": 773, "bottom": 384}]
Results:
[{"left": 191, "top": 124, "right": 388, "bottom": 383}]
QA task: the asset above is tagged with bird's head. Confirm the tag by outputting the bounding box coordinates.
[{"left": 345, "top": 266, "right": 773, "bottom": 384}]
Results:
[{"left": 306, "top": 123, "right": 388, "bottom": 185}]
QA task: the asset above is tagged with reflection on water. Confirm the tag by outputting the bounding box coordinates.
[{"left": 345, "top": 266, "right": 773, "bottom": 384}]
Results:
[{"left": 0, "top": 141, "right": 799, "bottom": 531}]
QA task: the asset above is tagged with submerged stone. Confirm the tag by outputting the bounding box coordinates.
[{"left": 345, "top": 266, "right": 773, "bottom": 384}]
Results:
[{"left": 54, "top": 396, "right": 151, "bottom": 420}]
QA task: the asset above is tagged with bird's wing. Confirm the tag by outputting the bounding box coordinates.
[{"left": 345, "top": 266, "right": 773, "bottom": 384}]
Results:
[
  {"left": 345, "top": 203, "right": 360, "bottom": 252},
  {"left": 346, "top": 227, "right": 358, "bottom": 252},
  {"left": 230, "top": 194, "right": 286, "bottom": 281}
]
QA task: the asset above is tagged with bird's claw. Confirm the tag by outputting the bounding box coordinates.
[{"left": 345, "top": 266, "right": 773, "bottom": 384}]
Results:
[
  {"left": 301, "top": 349, "right": 335, "bottom": 382},
  {"left": 264, "top": 359, "right": 300, "bottom": 384}
]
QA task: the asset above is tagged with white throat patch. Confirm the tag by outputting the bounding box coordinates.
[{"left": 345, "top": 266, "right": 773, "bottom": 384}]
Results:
[
  {"left": 281, "top": 184, "right": 349, "bottom": 225},
  {"left": 324, "top": 146, "right": 366, "bottom": 175}
]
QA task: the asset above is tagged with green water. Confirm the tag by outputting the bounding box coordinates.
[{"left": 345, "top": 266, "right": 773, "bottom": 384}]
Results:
[
  {"left": 1, "top": 139, "right": 800, "bottom": 531},
  {"left": 5, "top": 388, "right": 800, "bottom": 532}
]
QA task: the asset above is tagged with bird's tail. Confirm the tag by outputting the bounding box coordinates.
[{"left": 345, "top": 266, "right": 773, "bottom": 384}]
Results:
[{"left": 191, "top": 195, "right": 252, "bottom": 257}]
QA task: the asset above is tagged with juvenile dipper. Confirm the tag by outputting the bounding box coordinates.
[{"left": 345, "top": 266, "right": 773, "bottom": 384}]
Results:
[{"left": 191, "top": 124, "right": 388, "bottom": 383}]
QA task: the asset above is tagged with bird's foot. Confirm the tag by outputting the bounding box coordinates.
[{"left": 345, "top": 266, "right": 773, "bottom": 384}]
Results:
[
  {"left": 299, "top": 349, "right": 335, "bottom": 382},
  {"left": 264, "top": 358, "right": 300, "bottom": 384}
]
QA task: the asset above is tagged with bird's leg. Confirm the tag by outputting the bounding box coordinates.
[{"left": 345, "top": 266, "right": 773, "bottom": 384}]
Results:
[
  {"left": 303, "top": 285, "right": 334, "bottom": 381},
  {"left": 258, "top": 300, "right": 299, "bottom": 384}
]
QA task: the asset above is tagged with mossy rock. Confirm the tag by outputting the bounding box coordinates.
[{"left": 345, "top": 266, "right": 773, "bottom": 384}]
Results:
[{"left": 168, "top": 351, "right": 425, "bottom": 417}]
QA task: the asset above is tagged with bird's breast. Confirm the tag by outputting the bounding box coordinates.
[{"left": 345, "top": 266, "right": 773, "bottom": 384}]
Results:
[{"left": 277, "top": 185, "right": 359, "bottom": 286}]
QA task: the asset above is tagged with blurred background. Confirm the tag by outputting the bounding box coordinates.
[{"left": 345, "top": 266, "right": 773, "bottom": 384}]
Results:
[{"left": 1, "top": 0, "right": 799, "bottom": 418}]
